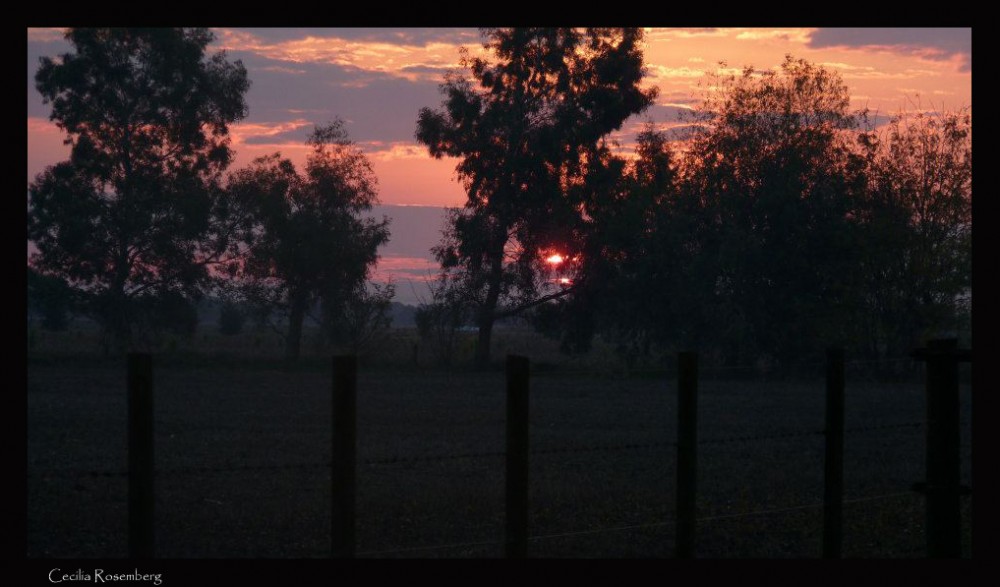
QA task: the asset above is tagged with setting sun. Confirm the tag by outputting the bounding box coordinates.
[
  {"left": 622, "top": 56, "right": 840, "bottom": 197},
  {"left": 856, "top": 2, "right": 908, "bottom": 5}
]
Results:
[{"left": 546, "top": 254, "right": 565, "bottom": 265}]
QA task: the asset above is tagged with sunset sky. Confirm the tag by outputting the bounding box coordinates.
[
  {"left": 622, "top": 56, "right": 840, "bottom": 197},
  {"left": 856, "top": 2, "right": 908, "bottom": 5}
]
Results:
[{"left": 26, "top": 28, "right": 971, "bottom": 303}]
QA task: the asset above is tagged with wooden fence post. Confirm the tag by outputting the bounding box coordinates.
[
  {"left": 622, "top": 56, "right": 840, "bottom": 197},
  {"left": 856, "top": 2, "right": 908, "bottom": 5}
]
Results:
[
  {"left": 128, "top": 353, "right": 154, "bottom": 559},
  {"left": 912, "top": 339, "right": 970, "bottom": 558},
  {"left": 506, "top": 355, "right": 530, "bottom": 558},
  {"left": 823, "top": 348, "right": 845, "bottom": 558},
  {"left": 331, "top": 355, "right": 357, "bottom": 558},
  {"left": 676, "top": 351, "right": 698, "bottom": 559}
]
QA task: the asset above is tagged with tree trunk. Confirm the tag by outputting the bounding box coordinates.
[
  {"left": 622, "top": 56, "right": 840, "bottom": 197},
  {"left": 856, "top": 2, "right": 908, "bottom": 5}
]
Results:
[
  {"left": 474, "top": 243, "right": 506, "bottom": 369},
  {"left": 109, "top": 270, "right": 131, "bottom": 355},
  {"left": 286, "top": 292, "right": 308, "bottom": 363}
]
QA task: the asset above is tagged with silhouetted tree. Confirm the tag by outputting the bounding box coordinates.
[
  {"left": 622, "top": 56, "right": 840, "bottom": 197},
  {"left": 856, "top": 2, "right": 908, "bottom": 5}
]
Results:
[
  {"left": 675, "top": 56, "right": 868, "bottom": 369},
  {"left": 855, "top": 108, "right": 972, "bottom": 357},
  {"left": 580, "top": 127, "right": 675, "bottom": 353},
  {"left": 416, "top": 27, "right": 657, "bottom": 367},
  {"left": 525, "top": 57, "right": 970, "bottom": 372},
  {"left": 229, "top": 121, "right": 390, "bottom": 362},
  {"left": 27, "top": 28, "right": 250, "bottom": 351},
  {"left": 557, "top": 57, "right": 869, "bottom": 369},
  {"left": 415, "top": 268, "right": 472, "bottom": 366},
  {"left": 324, "top": 281, "right": 395, "bottom": 356},
  {"left": 138, "top": 291, "right": 199, "bottom": 339}
]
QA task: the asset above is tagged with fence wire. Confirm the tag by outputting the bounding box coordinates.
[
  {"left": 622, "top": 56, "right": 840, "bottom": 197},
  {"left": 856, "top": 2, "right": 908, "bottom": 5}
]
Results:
[
  {"left": 539, "top": 356, "right": 920, "bottom": 378},
  {"left": 357, "top": 538, "right": 500, "bottom": 557},
  {"left": 352, "top": 489, "right": 926, "bottom": 557},
  {"left": 31, "top": 416, "right": 952, "bottom": 480}
]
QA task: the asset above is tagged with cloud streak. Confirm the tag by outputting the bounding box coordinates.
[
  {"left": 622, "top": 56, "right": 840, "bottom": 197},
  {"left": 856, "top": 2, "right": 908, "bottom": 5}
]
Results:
[
  {"left": 214, "top": 28, "right": 482, "bottom": 85},
  {"left": 808, "top": 28, "right": 971, "bottom": 72},
  {"left": 27, "top": 28, "right": 66, "bottom": 43}
]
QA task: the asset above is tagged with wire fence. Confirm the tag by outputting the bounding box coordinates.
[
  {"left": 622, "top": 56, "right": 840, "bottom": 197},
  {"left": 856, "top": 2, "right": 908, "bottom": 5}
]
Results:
[
  {"left": 535, "top": 356, "right": 921, "bottom": 377},
  {"left": 353, "top": 488, "right": 925, "bottom": 557},
  {"left": 28, "top": 351, "right": 971, "bottom": 558},
  {"left": 31, "top": 417, "right": 957, "bottom": 479}
]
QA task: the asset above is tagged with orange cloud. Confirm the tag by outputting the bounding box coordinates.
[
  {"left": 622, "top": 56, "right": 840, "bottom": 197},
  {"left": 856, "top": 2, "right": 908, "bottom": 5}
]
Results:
[
  {"left": 228, "top": 119, "right": 312, "bottom": 144},
  {"left": 214, "top": 28, "right": 481, "bottom": 85},
  {"left": 648, "top": 65, "right": 704, "bottom": 79},
  {"left": 733, "top": 28, "right": 814, "bottom": 43},
  {"left": 27, "top": 28, "right": 66, "bottom": 42},
  {"left": 363, "top": 142, "right": 429, "bottom": 161}
]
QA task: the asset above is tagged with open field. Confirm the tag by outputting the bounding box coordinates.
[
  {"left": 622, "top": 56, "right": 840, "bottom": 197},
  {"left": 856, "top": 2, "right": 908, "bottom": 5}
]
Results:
[{"left": 27, "top": 340, "right": 972, "bottom": 558}]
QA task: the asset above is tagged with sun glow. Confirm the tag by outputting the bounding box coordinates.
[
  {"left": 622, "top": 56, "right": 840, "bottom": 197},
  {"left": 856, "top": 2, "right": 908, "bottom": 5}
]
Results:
[{"left": 546, "top": 254, "right": 565, "bottom": 265}]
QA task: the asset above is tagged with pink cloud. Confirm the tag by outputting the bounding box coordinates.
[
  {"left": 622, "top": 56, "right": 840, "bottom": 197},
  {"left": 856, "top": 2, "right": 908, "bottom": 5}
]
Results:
[
  {"left": 370, "top": 255, "right": 440, "bottom": 283},
  {"left": 27, "top": 117, "right": 69, "bottom": 183}
]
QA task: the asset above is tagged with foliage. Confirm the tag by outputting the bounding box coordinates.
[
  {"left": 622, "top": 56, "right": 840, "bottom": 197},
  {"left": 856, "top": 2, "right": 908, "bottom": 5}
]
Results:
[
  {"left": 324, "top": 281, "right": 395, "bottom": 356},
  {"left": 229, "top": 121, "right": 390, "bottom": 361},
  {"left": 415, "top": 269, "right": 472, "bottom": 366},
  {"left": 575, "top": 57, "right": 971, "bottom": 370},
  {"left": 662, "top": 57, "right": 869, "bottom": 367},
  {"left": 854, "top": 108, "right": 972, "bottom": 355},
  {"left": 27, "top": 28, "right": 250, "bottom": 350},
  {"left": 416, "top": 27, "right": 657, "bottom": 366}
]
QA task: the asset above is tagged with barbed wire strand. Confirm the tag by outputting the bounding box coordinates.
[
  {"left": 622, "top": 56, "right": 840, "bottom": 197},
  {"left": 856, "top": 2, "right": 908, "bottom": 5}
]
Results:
[
  {"left": 356, "top": 489, "right": 926, "bottom": 555},
  {"left": 699, "top": 491, "right": 920, "bottom": 525},
  {"left": 537, "top": 356, "right": 919, "bottom": 378},
  {"left": 30, "top": 416, "right": 971, "bottom": 479},
  {"left": 529, "top": 520, "right": 674, "bottom": 542},
  {"left": 357, "top": 537, "right": 500, "bottom": 557}
]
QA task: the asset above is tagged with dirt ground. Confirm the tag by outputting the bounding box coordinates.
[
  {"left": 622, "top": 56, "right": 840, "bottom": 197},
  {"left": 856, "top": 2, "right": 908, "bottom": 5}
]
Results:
[{"left": 27, "top": 357, "right": 972, "bottom": 558}]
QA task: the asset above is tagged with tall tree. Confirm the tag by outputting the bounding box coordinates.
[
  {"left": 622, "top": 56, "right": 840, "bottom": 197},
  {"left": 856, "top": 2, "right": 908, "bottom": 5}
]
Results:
[
  {"left": 678, "top": 56, "right": 868, "bottom": 368},
  {"left": 416, "top": 27, "right": 657, "bottom": 367},
  {"left": 565, "top": 126, "right": 681, "bottom": 358},
  {"left": 855, "top": 108, "right": 972, "bottom": 356},
  {"left": 27, "top": 28, "right": 250, "bottom": 350},
  {"left": 229, "top": 121, "right": 390, "bottom": 362}
]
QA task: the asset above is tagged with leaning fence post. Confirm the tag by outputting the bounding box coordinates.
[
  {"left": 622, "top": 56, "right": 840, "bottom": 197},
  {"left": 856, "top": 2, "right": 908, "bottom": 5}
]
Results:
[
  {"left": 912, "top": 339, "right": 970, "bottom": 558},
  {"left": 331, "top": 355, "right": 357, "bottom": 558},
  {"left": 506, "top": 355, "right": 530, "bottom": 559},
  {"left": 128, "top": 352, "right": 154, "bottom": 559},
  {"left": 676, "top": 351, "right": 698, "bottom": 559},
  {"left": 823, "top": 348, "right": 845, "bottom": 559}
]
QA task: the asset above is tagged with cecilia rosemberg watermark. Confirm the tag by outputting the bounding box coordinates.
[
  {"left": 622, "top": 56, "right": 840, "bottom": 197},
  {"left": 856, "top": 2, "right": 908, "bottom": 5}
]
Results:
[{"left": 49, "top": 569, "right": 163, "bottom": 585}]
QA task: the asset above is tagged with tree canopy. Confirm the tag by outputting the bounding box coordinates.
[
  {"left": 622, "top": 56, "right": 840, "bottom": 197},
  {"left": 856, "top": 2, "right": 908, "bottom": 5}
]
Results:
[
  {"left": 27, "top": 28, "right": 250, "bottom": 349},
  {"left": 854, "top": 108, "right": 972, "bottom": 358},
  {"left": 543, "top": 56, "right": 971, "bottom": 371},
  {"left": 416, "top": 27, "right": 657, "bottom": 366},
  {"left": 680, "top": 56, "right": 868, "bottom": 366},
  {"left": 228, "top": 121, "right": 390, "bottom": 361}
]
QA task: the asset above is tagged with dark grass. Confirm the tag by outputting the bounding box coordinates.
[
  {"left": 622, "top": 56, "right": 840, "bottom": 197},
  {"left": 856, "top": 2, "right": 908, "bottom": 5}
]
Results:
[{"left": 27, "top": 346, "right": 972, "bottom": 558}]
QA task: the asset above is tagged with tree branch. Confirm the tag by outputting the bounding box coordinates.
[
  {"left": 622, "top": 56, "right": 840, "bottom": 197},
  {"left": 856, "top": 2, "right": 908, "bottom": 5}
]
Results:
[{"left": 491, "top": 283, "right": 577, "bottom": 321}]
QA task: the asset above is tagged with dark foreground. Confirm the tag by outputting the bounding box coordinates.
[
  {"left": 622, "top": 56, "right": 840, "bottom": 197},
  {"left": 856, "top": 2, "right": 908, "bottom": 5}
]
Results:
[{"left": 27, "top": 357, "right": 972, "bottom": 558}]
